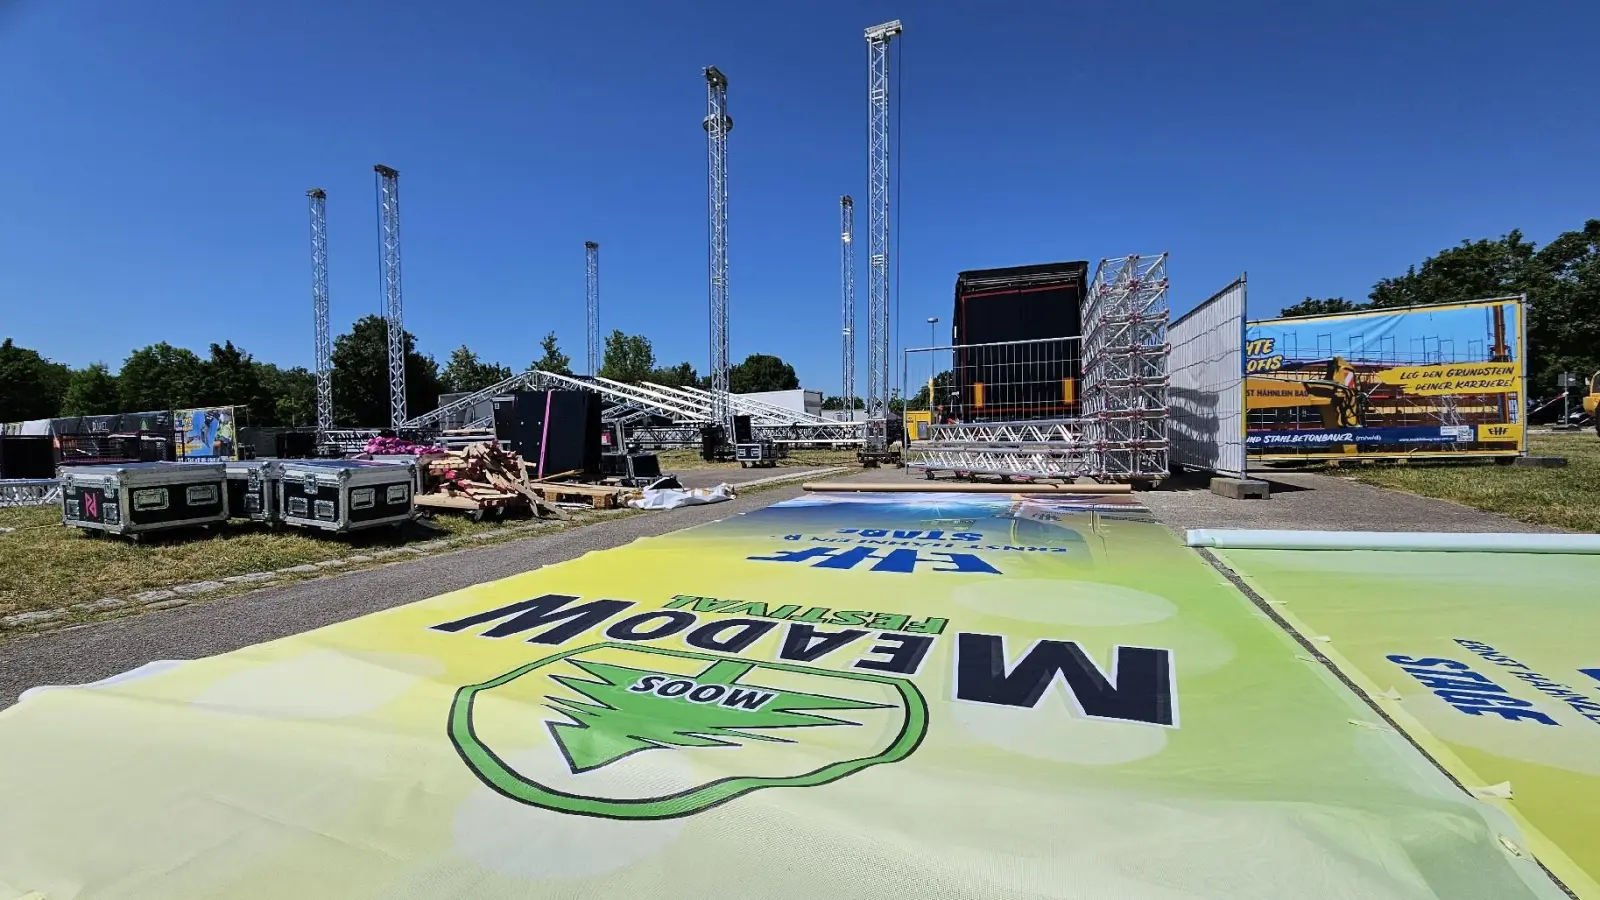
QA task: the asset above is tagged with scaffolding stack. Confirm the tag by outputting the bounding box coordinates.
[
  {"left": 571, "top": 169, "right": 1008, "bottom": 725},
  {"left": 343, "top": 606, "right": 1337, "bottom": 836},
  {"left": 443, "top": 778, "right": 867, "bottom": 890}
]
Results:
[{"left": 1080, "top": 253, "right": 1172, "bottom": 481}]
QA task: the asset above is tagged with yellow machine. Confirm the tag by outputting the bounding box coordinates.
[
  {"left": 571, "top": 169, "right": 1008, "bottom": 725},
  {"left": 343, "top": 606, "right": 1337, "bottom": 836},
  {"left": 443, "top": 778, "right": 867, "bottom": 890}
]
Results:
[
  {"left": 1247, "top": 356, "right": 1364, "bottom": 429},
  {"left": 1583, "top": 371, "right": 1599, "bottom": 436}
]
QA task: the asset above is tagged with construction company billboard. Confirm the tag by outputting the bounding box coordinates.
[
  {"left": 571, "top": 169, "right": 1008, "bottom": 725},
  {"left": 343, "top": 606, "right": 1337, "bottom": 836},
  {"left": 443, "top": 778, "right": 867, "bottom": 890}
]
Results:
[
  {"left": 173, "top": 406, "right": 238, "bottom": 460},
  {"left": 1244, "top": 297, "right": 1526, "bottom": 462}
]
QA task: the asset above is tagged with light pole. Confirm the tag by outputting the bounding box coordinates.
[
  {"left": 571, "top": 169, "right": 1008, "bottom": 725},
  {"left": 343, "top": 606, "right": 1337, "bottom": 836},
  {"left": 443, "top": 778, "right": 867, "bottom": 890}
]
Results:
[{"left": 926, "top": 317, "right": 939, "bottom": 415}]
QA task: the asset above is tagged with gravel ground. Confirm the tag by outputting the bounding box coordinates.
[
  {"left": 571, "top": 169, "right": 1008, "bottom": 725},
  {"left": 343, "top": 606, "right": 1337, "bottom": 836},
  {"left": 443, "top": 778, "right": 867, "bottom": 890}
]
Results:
[
  {"left": 1141, "top": 469, "right": 1560, "bottom": 535},
  {"left": 0, "top": 468, "right": 859, "bottom": 709}
]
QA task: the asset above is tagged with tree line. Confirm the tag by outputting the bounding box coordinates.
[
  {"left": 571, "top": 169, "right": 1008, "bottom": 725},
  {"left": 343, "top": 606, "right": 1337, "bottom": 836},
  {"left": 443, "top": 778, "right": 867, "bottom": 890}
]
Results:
[
  {"left": 1, "top": 316, "right": 803, "bottom": 427},
  {"left": 1279, "top": 218, "right": 1600, "bottom": 392}
]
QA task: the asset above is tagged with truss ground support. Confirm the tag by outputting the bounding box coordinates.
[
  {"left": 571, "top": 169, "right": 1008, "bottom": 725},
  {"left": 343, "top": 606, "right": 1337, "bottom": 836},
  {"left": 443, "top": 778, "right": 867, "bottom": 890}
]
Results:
[
  {"left": 1080, "top": 253, "right": 1172, "bottom": 482},
  {"left": 906, "top": 444, "right": 1090, "bottom": 480},
  {"left": 374, "top": 165, "right": 406, "bottom": 430}
]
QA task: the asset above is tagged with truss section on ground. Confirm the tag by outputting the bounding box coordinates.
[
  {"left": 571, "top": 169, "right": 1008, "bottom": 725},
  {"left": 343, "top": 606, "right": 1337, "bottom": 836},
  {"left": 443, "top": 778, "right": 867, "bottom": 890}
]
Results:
[
  {"left": 1080, "top": 253, "right": 1172, "bottom": 481},
  {"left": 0, "top": 478, "right": 60, "bottom": 508}
]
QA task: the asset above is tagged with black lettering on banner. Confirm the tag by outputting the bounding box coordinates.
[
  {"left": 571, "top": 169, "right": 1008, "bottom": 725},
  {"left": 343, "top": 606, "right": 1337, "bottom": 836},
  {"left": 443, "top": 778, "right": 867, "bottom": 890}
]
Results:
[
  {"left": 685, "top": 618, "right": 776, "bottom": 654},
  {"left": 954, "top": 632, "right": 1176, "bottom": 726},
  {"left": 853, "top": 633, "right": 935, "bottom": 676},
  {"left": 779, "top": 624, "right": 868, "bottom": 662},
  {"left": 688, "top": 684, "right": 728, "bottom": 704},
  {"left": 658, "top": 679, "right": 693, "bottom": 697},
  {"left": 605, "top": 611, "right": 698, "bottom": 641},
  {"left": 430, "top": 594, "right": 635, "bottom": 645},
  {"left": 723, "top": 688, "right": 774, "bottom": 710}
]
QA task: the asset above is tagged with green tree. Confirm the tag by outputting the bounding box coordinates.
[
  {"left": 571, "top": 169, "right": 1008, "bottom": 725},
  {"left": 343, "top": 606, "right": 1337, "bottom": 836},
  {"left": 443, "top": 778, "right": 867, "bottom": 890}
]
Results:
[
  {"left": 0, "top": 338, "right": 71, "bottom": 421},
  {"left": 822, "top": 395, "right": 865, "bottom": 411},
  {"left": 1277, "top": 297, "right": 1363, "bottom": 317},
  {"left": 911, "top": 370, "right": 954, "bottom": 409},
  {"left": 58, "top": 363, "right": 122, "bottom": 416},
  {"left": 442, "top": 345, "right": 513, "bottom": 393},
  {"left": 196, "top": 340, "right": 278, "bottom": 422},
  {"left": 729, "top": 353, "right": 800, "bottom": 393},
  {"left": 1368, "top": 231, "right": 1538, "bottom": 310},
  {"left": 118, "top": 342, "right": 205, "bottom": 412},
  {"left": 597, "top": 330, "right": 655, "bottom": 383},
  {"left": 1525, "top": 220, "right": 1600, "bottom": 392},
  {"left": 647, "top": 361, "right": 699, "bottom": 388},
  {"left": 533, "top": 332, "right": 573, "bottom": 377},
  {"left": 256, "top": 363, "right": 318, "bottom": 427},
  {"left": 330, "top": 315, "right": 446, "bottom": 426}
]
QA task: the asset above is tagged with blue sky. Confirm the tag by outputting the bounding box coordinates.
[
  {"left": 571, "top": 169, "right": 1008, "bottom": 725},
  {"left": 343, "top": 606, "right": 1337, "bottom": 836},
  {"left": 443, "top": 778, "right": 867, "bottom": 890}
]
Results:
[{"left": 2, "top": 0, "right": 1596, "bottom": 397}]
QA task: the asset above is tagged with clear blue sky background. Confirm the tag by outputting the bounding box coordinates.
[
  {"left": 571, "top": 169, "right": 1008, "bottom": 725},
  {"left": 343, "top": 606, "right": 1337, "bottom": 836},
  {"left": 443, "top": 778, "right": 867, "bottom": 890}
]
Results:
[{"left": 2, "top": 0, "right": 1596, "bottom": 397}]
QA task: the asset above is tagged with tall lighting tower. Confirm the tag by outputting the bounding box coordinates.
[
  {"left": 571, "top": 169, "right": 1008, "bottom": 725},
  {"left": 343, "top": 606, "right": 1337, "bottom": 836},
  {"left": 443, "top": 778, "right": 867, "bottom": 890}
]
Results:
[
  {"left": 307, "top": 189, "right": 333, "bottom": 435},
  {"left": 864, "top": 20, "right": 902, "bottom": 451},
  {"left": 840, "top": 195, "right": 856, "bottom": 418},
  {"left": 585, "top": 241, "right": 600, "bottom": 376},
  {"left": 374, "top": 165, "right": 406, "bottom": 429},
  {"left": 703, "top": 66, "right": 733, "bottom": 440}
]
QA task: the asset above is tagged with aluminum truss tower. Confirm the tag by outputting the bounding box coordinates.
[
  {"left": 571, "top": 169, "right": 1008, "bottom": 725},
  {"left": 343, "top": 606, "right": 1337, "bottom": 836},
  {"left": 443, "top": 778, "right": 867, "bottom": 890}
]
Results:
[
  {"left": 864, "top": 20, "right": 901, "bottom": 451},
  {"left": 840, "top": 195, "right": 856, "bottom": 418},
  {"left": 1081, "top": 253, "right": 1172, "bottom": 480},
  {"left": 374, "top": 165, "right": 406, "bottom": 429},
  {"left": 703, "top": 66, "right": 733, "bottom": 440},
  {"left": 306, "top": 189, "right": 333, "bottom": 435},
  {"left": 585, "top": 241, "right": 599, "bottom": 376}
]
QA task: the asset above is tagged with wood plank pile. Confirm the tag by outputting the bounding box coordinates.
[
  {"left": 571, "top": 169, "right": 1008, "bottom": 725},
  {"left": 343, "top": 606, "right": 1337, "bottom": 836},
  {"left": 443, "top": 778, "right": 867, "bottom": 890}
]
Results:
[{"left": 413, "top": 442, "right": 634, "bottom": 518}]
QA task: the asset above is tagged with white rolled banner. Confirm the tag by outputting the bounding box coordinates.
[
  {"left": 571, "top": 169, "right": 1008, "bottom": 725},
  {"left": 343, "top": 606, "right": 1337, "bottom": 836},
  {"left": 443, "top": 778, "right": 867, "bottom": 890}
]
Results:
[{"left": 1184, "top": 529, "right": 1600, "bottom": 554}]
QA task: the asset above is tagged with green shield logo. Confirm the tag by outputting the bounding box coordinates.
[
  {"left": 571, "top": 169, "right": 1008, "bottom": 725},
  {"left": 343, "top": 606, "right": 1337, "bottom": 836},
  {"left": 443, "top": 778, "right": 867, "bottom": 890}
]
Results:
[{"left": 448, "top": 642, "right": 927, "bottom": 820}]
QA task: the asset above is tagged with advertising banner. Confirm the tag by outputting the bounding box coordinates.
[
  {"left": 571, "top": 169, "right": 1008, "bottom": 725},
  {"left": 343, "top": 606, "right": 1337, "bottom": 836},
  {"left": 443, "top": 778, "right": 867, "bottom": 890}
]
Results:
[
  {"left": 0, "top": 494, "right": 1570, "bottom": 899},
  {"left": 1245, "top": 297, "right": 1526, "bottom": 461},
  {"left": 173, "top": 405, "right": 237, "bottom": 460},
  {"left": 1212, "top": 547, "right": 1600, "bottom": 899}
]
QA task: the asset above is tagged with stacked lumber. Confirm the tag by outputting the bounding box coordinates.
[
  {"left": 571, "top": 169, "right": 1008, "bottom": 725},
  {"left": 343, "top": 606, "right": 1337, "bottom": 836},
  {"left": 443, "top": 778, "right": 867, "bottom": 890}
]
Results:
[{"left": 417, "top": 442, "right": 565, "bottom": 520}]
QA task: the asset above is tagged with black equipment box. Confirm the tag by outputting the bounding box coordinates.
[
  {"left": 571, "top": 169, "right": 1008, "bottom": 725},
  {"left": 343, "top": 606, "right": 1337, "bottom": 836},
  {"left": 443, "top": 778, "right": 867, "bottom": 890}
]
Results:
[
  {"left": 60, "top": 462, "right": 228, "bottom": 537},
  {"left": 736, "top": 442, "right": 780, "bottom": 468},
  {"left": 600, "top": 451, "right": 663, "bottom": 482},
  {"left": 225, "top": 460, "right": 282, "bottom": 524},
  {"left": 0, "top": 435, "right": 55, "bottom": 479},
  {"left": 277, "top": 460, "right": 416, "bottom": 533},
  {"left": 493, "top": 390, "right": 601, "bottom": 478},
  {"left": 953, "top": 261, "right": 1086, "bottom": 421}
]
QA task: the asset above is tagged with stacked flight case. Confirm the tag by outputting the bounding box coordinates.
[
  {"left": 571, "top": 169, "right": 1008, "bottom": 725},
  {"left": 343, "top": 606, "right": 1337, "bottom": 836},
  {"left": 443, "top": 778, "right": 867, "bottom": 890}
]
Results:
[
  {"left": 60, "top": 462, "right": 229, "bottom": 539},
  {"left": 277, "top": 459, "right": 416, "bottom": 533},
  {"left": 225, "top": 460, "right": 282, "bottom": 525}
]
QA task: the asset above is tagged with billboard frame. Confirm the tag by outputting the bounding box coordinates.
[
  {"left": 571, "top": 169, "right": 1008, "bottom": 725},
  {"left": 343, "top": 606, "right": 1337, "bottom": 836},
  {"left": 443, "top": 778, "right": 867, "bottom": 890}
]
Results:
[{"left": 1244, "top": 295, "right": 1527, "bottom": 465}]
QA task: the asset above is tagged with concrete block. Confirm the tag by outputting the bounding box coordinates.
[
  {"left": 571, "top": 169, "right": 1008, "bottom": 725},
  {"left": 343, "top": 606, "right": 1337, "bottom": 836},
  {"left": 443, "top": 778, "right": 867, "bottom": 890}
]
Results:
[
  {"left": 174, "top": 581, "right": 226, "bottom": 594},
  {"left": 1210, "top": 477, "right": 1270, "bottom": 500},
  {"left": 1513, "top": 456, "right": 1567, "bottom": 468}
]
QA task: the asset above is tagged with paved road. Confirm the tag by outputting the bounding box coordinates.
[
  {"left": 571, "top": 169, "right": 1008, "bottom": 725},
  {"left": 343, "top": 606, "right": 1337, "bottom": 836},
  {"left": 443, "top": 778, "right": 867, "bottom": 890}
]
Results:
[
  {"left": 1141, "top": 469, "right": 1557, "bottom": 535},
  {"left": 0, "top": 469, "right": 857, "bottom": 709}
]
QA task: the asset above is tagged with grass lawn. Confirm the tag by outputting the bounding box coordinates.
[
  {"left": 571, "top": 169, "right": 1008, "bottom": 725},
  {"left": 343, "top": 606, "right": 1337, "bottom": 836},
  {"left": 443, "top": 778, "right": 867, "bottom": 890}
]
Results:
[
  {"left": 1339, "top": 431, "right": 1600, "bottom": 533},
  {"left": 656, "top": 447, "right": 861, "bottom": 471},
  {"left": 0, "top": 505, "right": 572, "bottom": 620},
  {"left": 0, "top": 459, "right": 834, "bottom": 626}
]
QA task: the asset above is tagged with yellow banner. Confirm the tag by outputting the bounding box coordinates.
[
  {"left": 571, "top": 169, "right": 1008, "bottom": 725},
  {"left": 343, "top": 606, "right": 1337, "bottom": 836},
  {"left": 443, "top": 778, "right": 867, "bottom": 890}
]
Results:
[
  {"left": 1479, "top": 422, "right": 1524, "bottom": 443},
  {"left": 1374, "top": 362, "right": 1522, "bottom": 395},
  {"left": 0, "top": 494, "right": 1574, "bottom": 899}
]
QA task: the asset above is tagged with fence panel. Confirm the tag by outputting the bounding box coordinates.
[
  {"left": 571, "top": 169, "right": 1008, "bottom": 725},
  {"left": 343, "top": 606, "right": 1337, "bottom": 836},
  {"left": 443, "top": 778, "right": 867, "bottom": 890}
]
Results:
[{"left": 1168, "top": 276, "right": 1246, "bottom": 476}]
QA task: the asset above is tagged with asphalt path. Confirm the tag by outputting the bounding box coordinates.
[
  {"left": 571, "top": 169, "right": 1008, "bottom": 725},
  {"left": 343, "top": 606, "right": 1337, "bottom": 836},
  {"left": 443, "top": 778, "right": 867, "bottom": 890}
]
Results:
[{"left": 0, "top": 468, "right": 868, "bottom": 709}]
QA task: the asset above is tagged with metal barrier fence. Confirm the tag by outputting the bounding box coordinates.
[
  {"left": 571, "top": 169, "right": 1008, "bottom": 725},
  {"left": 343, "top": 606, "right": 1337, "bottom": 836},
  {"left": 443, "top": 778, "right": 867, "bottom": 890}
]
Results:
[
  {"left": 1169, "top": 275, "right": 1246, "bottom": 476},
  {"left": 901, "top": 337, "right": 1091, "bottom": 477}
]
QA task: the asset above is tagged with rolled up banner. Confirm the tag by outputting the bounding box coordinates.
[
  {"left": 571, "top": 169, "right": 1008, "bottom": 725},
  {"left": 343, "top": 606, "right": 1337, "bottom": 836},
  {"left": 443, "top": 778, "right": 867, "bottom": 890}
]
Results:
[{"left": 1186, "top": 528, "right": 1600, "bottom": 554}]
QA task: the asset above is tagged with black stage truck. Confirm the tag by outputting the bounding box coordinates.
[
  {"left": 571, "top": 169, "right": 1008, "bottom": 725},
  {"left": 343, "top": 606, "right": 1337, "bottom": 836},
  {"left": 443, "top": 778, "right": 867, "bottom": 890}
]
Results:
[{"left": 951, "top": 261, "right": 1086, "bottom": 423}]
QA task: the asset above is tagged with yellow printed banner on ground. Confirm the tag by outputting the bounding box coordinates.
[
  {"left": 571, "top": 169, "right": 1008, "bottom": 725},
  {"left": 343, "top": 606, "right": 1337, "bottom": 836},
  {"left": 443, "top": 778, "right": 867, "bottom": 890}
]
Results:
[
  {"left": 0, "top": 494, "right": 1572, "bottom": 899},
  {"left": 1213, "top": 548, "right": 1600, "bottom": 900},
  {"left": 1374, "top": 362, "right": 1522, "bottom": 395}
]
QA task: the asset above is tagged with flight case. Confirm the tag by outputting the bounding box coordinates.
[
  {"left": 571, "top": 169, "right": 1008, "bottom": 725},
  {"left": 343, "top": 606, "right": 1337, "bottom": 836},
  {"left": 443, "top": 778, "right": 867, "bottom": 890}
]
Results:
[
  {"left": 225, "top": 460, "right": 282, "bottom": 524},
  {"left": 277, "top": 459, "right": 416, "bottom": 533},
  {"left": 60, "top": 462, "right": 228, "bottom": 538}
]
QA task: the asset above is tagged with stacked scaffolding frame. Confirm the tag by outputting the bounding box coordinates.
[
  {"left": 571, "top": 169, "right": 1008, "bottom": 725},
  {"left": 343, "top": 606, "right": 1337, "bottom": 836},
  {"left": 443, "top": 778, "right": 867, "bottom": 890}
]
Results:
[{"left": 1080, "top": 253, "right": 1171, "bottom": 480}]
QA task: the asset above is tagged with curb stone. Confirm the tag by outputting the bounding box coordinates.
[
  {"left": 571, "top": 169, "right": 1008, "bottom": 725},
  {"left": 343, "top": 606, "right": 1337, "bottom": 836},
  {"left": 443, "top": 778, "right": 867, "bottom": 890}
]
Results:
[{"left": 173, "top": 581, "right": 225, "bottom": 595}]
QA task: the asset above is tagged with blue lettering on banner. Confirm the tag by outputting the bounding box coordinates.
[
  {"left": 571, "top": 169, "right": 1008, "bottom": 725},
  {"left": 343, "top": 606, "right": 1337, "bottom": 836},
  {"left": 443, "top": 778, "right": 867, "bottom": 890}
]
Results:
[
  {"left": 1455, "top": 640, "right": 1600, "bottom": 727},
  {"left": 748, "top": 546, "right": 1001, "bottom": 575},
  {"left": 1386, "top": 655, "right": 1560, "bottom": 725},
  {"left": 1249, "top": 426, "right": 1475, "bottom": 447}
]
